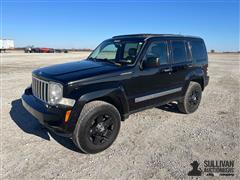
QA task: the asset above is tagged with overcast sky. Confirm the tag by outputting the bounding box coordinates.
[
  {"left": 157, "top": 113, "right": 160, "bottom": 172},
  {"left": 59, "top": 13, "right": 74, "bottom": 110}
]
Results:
[{"left": 2, "top": 0, "right": 239, "bottom": 51}]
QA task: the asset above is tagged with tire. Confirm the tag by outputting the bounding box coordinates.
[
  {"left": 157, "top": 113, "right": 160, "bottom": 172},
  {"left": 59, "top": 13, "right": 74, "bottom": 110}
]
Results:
[
  {"left": 73, "top": 101, "right": 121, "bottom": 154},
  {"left": 177, "top": 81, "right": 202, "bottom": 114}
]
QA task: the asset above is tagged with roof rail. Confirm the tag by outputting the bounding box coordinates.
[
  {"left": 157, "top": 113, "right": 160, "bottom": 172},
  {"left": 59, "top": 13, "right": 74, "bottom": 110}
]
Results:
[{"left": 112, "top": 34, "right": 200, "bottom": 39}]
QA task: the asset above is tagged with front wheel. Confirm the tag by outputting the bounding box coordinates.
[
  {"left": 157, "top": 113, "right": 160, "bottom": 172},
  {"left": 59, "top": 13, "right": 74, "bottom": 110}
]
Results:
[
  {"left": 177, "top": 81, "right": 202, "bottom": 114},
  {"left": 73, "top": 101, "right": 121, "bottom": 154}
]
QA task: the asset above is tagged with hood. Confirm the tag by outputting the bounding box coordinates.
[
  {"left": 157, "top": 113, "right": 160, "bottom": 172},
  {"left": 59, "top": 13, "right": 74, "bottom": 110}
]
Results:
[{"left": 33, "top": 59, "right": 123, "bottom": 84}]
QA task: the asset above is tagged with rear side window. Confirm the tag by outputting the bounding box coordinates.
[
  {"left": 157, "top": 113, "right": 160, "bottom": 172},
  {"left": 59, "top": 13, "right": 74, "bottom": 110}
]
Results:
[
  {"left": 190, "top": 40, "right": 207, "bottom": 62},
  {"left": 144, "top": 41, "right": 168, "bottom": 65},
  {"left": 171, "top": 41, "right": 187, "bottom": 63}
]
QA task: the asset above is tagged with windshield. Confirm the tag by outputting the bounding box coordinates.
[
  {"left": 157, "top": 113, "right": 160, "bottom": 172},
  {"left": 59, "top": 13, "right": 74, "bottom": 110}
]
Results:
[{"left": 88, "top": 40, "right": 144, "bottom": 65}]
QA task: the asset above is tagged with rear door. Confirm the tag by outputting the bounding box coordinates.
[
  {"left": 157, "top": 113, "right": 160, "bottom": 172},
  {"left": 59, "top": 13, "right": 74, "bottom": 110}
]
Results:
[{"left": 169, "top": 40, "right": 193, "bottom": 95}]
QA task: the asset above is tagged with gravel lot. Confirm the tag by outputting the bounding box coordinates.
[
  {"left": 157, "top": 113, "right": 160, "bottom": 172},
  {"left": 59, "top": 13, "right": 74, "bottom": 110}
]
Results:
[{"left": 1, "top": 52, "right": 239, "bottom": 179}]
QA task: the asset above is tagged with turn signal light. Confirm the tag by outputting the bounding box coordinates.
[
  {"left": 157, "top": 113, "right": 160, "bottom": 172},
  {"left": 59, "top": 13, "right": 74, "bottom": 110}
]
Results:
[{"left": 64, "top": 110, "right": 71, "bottom": 123}]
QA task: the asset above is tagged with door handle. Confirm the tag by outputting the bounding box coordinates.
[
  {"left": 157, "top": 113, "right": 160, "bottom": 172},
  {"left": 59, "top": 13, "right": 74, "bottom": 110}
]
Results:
[
  {"left": 187, "top": 64, "right": 193, "bottom": 68},
  {"left": 163, "top": 68, "right": 172, "bottom": 72}
]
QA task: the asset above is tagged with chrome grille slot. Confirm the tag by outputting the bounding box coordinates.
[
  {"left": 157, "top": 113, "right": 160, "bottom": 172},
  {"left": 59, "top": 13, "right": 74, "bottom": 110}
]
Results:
[{"left": 32, "top": 76, "right": 49, "bottom": 102}]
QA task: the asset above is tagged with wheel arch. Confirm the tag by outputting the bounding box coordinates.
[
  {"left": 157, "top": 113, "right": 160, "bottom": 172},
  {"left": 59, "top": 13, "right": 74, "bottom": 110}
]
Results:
[
  {"left": 184, "top": 68, "right": 205, "bottom": 92},
  {"left": 191, "top": 78, "right": 204, "bottom": 90},
  {"left": 182, "top": 77, "right": 204, "bottom": 97},
  {"left": 70, "top": 86, "right": 129, "bottom": 127},
  {"left": 93, "top": 95, "right": 127, "bottom": 121}
]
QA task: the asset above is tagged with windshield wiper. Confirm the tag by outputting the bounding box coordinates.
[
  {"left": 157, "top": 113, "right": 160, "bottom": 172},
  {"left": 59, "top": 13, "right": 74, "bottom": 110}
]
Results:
[
  {"left": 88, "top": 57, "right": 97, "bottom": 61},
  {"left": 95, "top": 58, "right": 121, "bottom": 66}
]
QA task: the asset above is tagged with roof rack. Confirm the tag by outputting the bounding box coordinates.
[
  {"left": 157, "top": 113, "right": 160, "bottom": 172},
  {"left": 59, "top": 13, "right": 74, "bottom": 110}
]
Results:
[{"left": 112, "top": 34, "right": 200, "bottom": 39}]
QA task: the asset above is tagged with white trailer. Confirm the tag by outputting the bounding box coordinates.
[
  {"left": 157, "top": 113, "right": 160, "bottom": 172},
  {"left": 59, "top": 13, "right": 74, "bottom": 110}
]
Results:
[{"left": 0, "top": 39, "right": 15, "bottom": 52}]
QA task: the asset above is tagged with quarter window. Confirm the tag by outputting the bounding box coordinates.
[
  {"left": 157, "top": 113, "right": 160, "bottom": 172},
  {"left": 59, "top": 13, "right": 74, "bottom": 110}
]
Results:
[
  {"left": 190, "top": 41, "right": 207, "bottom": 62},
  {"left": 171, "top": 41, "right": 187, "bottom": 63},
  {"left": 144, "top": 41, "right": 168, "bottom": 65}
]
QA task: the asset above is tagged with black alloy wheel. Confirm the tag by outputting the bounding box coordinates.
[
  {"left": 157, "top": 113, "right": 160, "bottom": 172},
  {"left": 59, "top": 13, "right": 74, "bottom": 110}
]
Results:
[
  {"left": 88, "top": 114, "right": 115, "bottom": 145},
  {"left": 177, "top": 81, "right": 202, "bottom": 114},
  {"left": 73, "top": 101, "right": 121, "bottom": 154}
]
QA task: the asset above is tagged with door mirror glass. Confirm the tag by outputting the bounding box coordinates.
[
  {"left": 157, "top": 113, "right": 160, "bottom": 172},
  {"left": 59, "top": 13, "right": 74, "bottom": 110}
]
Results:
[{"left": 143, "top": 57, "right": 160, "bottom": 68}]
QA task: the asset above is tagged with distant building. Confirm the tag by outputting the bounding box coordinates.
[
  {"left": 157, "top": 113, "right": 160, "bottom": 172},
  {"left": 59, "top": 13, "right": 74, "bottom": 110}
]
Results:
[{"left": 0, "top": 39, "right": 15, "bottom": 52}]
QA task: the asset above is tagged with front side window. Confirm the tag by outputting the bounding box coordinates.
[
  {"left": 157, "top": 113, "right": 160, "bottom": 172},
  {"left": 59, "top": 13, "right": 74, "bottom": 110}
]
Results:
[
  {"left": 123, "top": 43, "right": 142, "bottom": 63},
  {"left": 144, "top": 41, "right": 168, "bottom": 65},
  {"left": 171, "top": 41, "right": 187, "bottom": 63},
  {"left": 88, "top": 40, "right": 143, "bottom": 65}
]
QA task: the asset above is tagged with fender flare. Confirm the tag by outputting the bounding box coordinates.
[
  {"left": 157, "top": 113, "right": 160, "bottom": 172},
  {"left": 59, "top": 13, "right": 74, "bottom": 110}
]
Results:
[
  {"left": 183, "top": 68, "right": 205, "bottom": 94},
  {"left": 65, "top": 86, "right": 129, "bottom": 133},
  {"left": 79, "top": 86, "right": 129, "bottom": 115}
]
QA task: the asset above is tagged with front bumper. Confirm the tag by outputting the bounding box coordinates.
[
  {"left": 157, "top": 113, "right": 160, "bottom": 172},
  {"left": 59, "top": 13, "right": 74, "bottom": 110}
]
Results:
[{"left": 21, "top": 88, "right": 73, "bottom": 137}]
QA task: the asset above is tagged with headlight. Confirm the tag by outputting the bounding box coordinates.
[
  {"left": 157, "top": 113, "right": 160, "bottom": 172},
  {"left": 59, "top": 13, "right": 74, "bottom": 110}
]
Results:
[{"left": 49, "top": 82, "right": 63, "bottom": 105}]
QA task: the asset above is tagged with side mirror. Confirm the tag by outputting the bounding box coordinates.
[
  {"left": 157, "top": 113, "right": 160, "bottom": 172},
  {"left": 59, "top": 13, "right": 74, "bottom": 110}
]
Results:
[{"left": 143, "top": 57, "right": 160, "bottom": 68}]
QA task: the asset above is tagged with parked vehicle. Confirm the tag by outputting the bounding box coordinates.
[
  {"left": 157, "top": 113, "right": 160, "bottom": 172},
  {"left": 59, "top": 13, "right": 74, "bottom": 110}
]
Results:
[
  {"left": 25, "top": 47, "right": 67, "bottom": 53},
  {"left": 22, "top": 34, "right": 209, "bottom": 153},
  {"left": 24, "top": 46, "right": 32, "bottom": 53},
  {"left": 24, "top": 46, "right": 40, "bottom": 53},
  {"left": 39, "top": 48, "right": 54, "bottom": 53},
  {"left": 54, "top": 49, "right": 68, "bottom": 53},
  {"left": 54, "top": 49, "right": 62, "bottom": 53},
  {"left": 0, "top": 39, "right": 14, "bottom": 53}
]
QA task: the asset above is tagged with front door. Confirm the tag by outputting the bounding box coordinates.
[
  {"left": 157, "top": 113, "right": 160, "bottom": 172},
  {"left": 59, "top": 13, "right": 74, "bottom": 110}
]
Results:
[{"left": 127, "top": 40, "right": 180, "bottom": 111}]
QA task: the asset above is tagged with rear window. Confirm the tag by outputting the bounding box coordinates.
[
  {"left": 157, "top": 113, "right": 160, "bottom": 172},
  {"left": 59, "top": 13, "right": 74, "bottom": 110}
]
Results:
[
  {"left": 190, "top": 40, "right": 207, "bottom": 62},
  {"left": 171, "top": 41, "right": 187, "bottom": 63}
]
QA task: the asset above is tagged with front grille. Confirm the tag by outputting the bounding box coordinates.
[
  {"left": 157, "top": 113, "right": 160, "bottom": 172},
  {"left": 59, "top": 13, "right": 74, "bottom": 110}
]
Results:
[{"left": 32, "top": 76, "right": 49, "bottom": 102}]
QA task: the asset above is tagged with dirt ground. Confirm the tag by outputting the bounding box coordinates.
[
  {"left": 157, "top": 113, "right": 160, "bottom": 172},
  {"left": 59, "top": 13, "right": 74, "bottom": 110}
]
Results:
[{"left": 1, "top": 52, "right": 239, "bottom": 179}]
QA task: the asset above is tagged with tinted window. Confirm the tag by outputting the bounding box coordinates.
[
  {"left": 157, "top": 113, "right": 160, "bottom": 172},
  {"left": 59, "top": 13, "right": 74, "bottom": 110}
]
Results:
[
  {"left": 185, "top": 42, "right": 192, "bottom": 61},
  {"left": 144, "top": 41, "right": 168, "bottom": 65},
  {"left": 190, "top": 40, "right": 207, "bottom": 62},
  {"left": 171, "top": 41, "right": 187, "bottom": 63},
  {"left": 96, "top": 44, "right": 117, "bottom": 60},
  {"left": 123, "top": 42, "right": 143, "bottom": 63}
]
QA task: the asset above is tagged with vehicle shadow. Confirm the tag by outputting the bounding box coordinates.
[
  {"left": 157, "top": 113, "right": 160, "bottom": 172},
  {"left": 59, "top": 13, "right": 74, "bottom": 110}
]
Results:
[
  {"left": 10, "top": 99, "right": 82, "bottom": 153},
  {"left": 157, "top": 102, "right": 182, "bottom": 114}
]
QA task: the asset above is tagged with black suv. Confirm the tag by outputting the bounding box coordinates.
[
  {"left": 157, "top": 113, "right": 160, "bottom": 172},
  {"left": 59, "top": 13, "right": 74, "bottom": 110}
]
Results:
[{"left": 22, "top": 34, "right": 209, "bottom": 153}]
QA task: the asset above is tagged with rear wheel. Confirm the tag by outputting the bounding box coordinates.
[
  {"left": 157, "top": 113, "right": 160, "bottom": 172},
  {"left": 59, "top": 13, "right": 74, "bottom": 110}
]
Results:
[
  {"left": 73, "top": 101, "right": 121, "bottom": 154},
  {"left": 177, "top": 81, "right": 202, "bottom": 114}
]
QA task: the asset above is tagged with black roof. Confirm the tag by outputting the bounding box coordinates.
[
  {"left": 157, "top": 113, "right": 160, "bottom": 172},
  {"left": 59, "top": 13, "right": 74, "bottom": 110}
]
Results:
[{"left": 112, "top": 34, "right": 201, "bottom": 39}]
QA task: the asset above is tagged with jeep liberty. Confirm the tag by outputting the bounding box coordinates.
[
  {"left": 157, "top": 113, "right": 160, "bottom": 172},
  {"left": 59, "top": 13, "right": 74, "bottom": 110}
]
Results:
[{"left": 22, "top": 34, "right": 209, "bottom": 153}]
